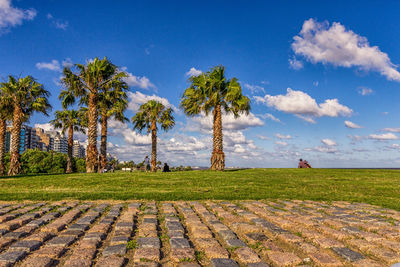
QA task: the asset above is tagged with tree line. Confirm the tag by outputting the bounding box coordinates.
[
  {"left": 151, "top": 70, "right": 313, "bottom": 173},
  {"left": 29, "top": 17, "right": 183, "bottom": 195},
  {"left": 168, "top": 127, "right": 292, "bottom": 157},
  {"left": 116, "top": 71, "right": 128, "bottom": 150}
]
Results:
[{"left": 0, "top": 57, "right": 250, "bottom": 176}]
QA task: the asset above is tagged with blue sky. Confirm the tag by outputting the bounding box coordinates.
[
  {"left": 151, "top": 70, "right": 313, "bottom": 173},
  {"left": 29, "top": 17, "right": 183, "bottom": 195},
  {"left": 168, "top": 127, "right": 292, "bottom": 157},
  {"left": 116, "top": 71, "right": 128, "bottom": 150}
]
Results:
[{"left": 1, "top": 0, "right": 400, "bottom": 167}]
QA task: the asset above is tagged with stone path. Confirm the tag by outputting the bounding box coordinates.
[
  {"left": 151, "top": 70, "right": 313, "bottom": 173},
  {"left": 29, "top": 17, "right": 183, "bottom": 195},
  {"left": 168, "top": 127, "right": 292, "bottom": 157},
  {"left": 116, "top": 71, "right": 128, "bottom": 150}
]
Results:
[{"left": 0, "top": 201, "right": 398, "bottom": 266}]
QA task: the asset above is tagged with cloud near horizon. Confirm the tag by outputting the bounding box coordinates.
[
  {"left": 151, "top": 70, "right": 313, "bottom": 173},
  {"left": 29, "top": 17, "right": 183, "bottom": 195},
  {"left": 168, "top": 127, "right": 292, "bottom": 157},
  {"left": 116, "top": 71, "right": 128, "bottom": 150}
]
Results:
[{"left": 292, "top": 18, "right": 400, "bottom": 81}]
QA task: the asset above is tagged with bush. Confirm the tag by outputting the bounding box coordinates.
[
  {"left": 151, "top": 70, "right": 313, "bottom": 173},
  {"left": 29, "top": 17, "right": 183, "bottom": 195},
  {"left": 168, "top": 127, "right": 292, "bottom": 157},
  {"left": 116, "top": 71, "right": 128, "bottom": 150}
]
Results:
[{"left": 2, "top": 149, "right": 86, "bottom": 175}]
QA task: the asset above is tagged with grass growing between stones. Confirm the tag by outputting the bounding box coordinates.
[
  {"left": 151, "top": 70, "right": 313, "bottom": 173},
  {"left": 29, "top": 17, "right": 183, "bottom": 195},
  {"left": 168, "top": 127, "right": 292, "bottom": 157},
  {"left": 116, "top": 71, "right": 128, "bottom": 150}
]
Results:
[{"left": 0, "top": 168, "right": 400, "bottom": 210}]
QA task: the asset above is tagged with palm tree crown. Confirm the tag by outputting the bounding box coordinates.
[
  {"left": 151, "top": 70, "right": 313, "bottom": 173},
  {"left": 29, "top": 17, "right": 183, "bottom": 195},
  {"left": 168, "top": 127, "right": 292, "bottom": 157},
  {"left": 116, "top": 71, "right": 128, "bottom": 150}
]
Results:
[
  {"left": 0, "top": 75, "right": 51, "bottom": 175},
  {"left": 132, "top": 100, "right": 175, "bottom": 172},
  {"left": 60, "top": 57, "right": 127, "bottom": 173},
  {"left": 180, "top": 65, "right": 250, "bottom": 170},
  {"left": 0, "top": 86, "right": 14, "bottom": 176}
]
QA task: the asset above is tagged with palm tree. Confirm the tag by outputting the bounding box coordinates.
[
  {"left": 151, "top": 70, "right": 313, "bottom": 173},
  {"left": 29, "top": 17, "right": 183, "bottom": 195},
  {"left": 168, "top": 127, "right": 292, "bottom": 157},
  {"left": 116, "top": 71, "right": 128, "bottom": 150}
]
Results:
[
  {"left": 180, "top": 65, "right": 250, "bottom": 171},
  {"left": 50, "top": 109, "right": 86, "bottom": 173},
  {"left": 0, "top": 76, "right": 51, "bottom": 176},
  {"left": 0, "top": 89, "right": 13, "bottom": 176},
  {"left": 132, "top": 100, "right": 175, "bottom": 172},
  {"left": 61, "top": 57, "right": 127, "bottom": 173},
  {"left": 98, "top": 79, "right": 128, "bottom": 171}
]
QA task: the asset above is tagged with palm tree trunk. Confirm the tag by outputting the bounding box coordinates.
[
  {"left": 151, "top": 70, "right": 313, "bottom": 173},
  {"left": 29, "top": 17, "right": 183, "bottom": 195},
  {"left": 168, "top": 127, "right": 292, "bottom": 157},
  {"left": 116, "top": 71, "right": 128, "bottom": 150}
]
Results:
[
  {"left": 86, "top": 92, "right": 98, "bottom": 173},
  {"left": 151, "top": 120, "right": 157, "bottom": 172},
  {"left": 0, "top": 118, "right": 6, "bottom": 176},
  {"left": 211, "top": 104, "right": 225, "bottom": 171},
  {"left": 66, "top": 125, "right": 74, "bottom": 174},
  {"left": 99, "top": 113, "right": 108, "bottom": 171},
  {"left": 8, "top": 105, "right": 23, "bottom": 176}
]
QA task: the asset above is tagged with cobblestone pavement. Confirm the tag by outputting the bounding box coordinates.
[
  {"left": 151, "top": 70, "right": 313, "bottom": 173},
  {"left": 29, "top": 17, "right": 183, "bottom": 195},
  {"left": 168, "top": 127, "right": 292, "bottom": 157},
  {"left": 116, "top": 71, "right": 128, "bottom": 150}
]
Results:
[{"left": 0, "top": 201, "right": 398, "bottom": 266}]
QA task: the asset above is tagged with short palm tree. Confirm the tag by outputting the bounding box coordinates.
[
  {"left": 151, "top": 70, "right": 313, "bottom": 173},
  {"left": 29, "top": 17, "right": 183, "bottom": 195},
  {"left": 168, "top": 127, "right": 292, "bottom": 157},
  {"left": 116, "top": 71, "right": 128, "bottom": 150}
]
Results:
[
  {"left": 98, "top": 79, "right": 128, "bottom": 171},
  {"left": 50, "top": 109, "right": 86, "bottom": 173},
  {"left": 0, "top": 76, "right": 51, "bottom": 175},
  {"left": 180, "top": 65, "right": 250, "bottom": 171},
  {"left": 132, "top": 100, "right": 175, "bottom": 172},
  {"left": 60, "top": 57, "right": 127, "bottom": 173},
  {"left": 0, "top": 88, "right": 13, "bottom": 176}
]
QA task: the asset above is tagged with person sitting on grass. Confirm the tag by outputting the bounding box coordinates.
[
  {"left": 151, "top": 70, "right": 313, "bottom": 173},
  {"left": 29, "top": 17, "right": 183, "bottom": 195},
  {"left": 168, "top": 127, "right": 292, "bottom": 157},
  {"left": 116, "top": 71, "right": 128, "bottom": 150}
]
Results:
[
  {"left": 298, "top": 159, "right": 312, "bottom": 168},
  {"left": 163, "top": 163, "right": 171, "bottom": 172}
]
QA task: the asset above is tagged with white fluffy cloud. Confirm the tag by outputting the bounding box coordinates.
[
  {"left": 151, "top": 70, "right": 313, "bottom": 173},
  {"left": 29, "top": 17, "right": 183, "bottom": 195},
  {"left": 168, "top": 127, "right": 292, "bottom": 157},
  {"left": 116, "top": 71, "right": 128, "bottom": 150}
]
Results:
[
  {"left": 36, "top": 60, "right": 61, "bottom": 72},
  {"left": 120, "top": 67, "right": 155, "bottom": 89},
  {"left": 292, "top": 18, "right": 400, "bottom": 81},
  {"left": 244, "top": 84, "right": 265, "bottom": 94},
  {"left": 382, "top": 128, "right": 400, "bottom": 133},
  {"left": 289, "top": 57, "right": 303, "bottom": 70},
  {"left": 304, "top": 146, "right": 338, "bottom": 154},
  {"left": 275, "top": 141, "right": 288, "bottom": 146},
  {"left": 369, "top": 133, "right": 398, "bottom": 141},
  {"left": 186, "top": 112, "right": 264, "bottom": 132},
  {"left": 321, "top": 138, "right": 337, "bottom": 146},
  {"left": 344, "top": 120, "right": 362, "bottom": 129},
  {"left": 186, "top": 67, "right": 202, "bottom": 77},
  {"left": 260, "top": 113, "right": 281, "bottom": 123},
  {"left": 127, "top": 91, "right": 178, "bottom": 113},
  {"left": 275, "top": 133, "right": 291, "bottom": 139},
  {"left": 0, "top": 0, "right": 36, "bottom": 33},
  {"left": 255, "top": 88, "right": 352, "bottom": 123},
  {"left": 109, "top": 119, "right": 151, "bottom": 145},
  {"left": 36, "top": 58, "right": 73, "bottom": 72},
  {"left": 358, "top": 87, "right": 373, "bottom": 96},
  {"left": 256, "top": 135, "right": 270, "bottom": 140}
]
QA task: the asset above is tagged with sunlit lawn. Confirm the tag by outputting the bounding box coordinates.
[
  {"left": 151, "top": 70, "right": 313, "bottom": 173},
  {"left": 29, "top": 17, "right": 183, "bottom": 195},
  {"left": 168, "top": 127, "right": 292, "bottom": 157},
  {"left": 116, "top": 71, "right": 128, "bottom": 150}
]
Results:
[{"left": 1, "top": 168, "right": 400, "bottom": 210}]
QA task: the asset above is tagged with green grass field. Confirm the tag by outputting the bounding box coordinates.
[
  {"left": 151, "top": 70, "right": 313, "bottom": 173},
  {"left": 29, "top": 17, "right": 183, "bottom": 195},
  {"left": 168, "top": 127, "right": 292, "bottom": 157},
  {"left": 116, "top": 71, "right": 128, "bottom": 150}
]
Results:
[{"left": 1, "top": 168, "right": 400, "bottom": 210}]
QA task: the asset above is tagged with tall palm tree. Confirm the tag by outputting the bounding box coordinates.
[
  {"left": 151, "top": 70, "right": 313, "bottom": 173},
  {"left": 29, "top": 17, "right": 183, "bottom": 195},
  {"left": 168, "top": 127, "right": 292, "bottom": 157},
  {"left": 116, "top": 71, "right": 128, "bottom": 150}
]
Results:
[
  {"left": 0, "top": 89, "right": 13, "bottom": 176},
  {"left": 50, "top": 109, "right": 86, "bottom": 173},
  {"left": 132, "top": 100, "right": 175, "bottom": 172},
  {"left": 61, "top": 57, "right": 127, "bottom": 173},
  {"left": 0, "top": 76, "right": 51, "bottom": 176},
  {"left": 98, "top": 79, "right": 128, "bottom": 171},
  {"left": 180, "top": 65, "right": 250, "bottom": 171}
]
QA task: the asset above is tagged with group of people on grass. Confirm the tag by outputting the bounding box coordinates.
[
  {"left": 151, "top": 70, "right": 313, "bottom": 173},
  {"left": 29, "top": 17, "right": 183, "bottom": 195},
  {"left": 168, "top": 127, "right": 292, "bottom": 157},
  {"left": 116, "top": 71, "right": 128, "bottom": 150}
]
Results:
[
  {"left": 298, "top": 159, "right": 312, "bottom": 168},
  {"left": 144, "top": 156, "right": 171, "bottom": 172}
]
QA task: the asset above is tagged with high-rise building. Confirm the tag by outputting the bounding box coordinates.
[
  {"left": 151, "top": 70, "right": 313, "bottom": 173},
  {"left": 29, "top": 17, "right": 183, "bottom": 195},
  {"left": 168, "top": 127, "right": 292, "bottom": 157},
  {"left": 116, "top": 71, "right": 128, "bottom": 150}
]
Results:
[
  {"left": 73, "top": 140, "right": 85, "bottom": 158},
  {"left": 53, "top": 135, "right": 68, "bottom": 154},
  {"left": 5, "top": 125, "right": 32, "bottom": 154},
  {"left": 35, "top": 128, "right": 51, "bottom": 151}
]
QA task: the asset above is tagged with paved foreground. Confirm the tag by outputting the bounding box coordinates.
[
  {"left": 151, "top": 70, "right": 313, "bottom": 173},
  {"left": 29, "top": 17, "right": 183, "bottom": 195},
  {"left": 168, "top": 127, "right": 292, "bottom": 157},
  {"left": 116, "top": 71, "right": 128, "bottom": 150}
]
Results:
[{"left": 0, "top": 201, "right": 398, "bottom": 266}]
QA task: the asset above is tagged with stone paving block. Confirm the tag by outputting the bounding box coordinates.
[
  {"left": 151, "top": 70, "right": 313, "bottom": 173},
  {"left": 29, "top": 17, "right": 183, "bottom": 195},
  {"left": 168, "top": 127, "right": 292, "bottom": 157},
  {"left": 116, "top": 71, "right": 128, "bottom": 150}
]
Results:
[
  {"left": 69, "top": 247, "right": 97, "bottom": 260},
  {"left": 193, "top": 238, "right": 220, "bottom": 249},
  {"left": 0, "top": 250, "right": 27, "bottom": 265},
  {"left": 313, "top": 237, "right": 345, "bottom": 248},
  {"left": 102, "top": 244, "right": 127, "bottom": 256},
  {"left": 204, "top": 246, "right": 229, "bottom": 259},
  {"left": 143, "top": 218, "right": 157, "bottom": 224},
  {"left": 225, "top": 238, "right": 246, "bottom": 247},
  {"left": 352, "top": 259, "right": 384, "bottom": 267},
  {"left": 25, "top": 232, "right": 53, "bottom": 242},
  {"left": 233, "top": 247, "right": 261, "bottom": 263},
  {"left": 167, "top": 230, "right": 184, "bottom": 238},
  {"left": 96, "top": 255, "right": 126, "bottom": 267},
  {"left": 170, "top": 238, "right": 191, "bottom": 249},
  {"left": 3, "top": 231, "right": 28, "bottom": 239},
  {"left": 110, "top": 236, "right": 129, "bottom": 245},
  {"left": 170, "top": 248, "right": 195, "bottom": 262},
  {"left": 83, "top": 232, "right": 106, "bottom": 241},
  {"left": 218, "top": 230, "right": 237, "bottom": 240},
  {"left": 133, "top": 248, "right": 160, "bottom": 262},
  {"left": 247, "top": 263, "right": 270, "bottom": 267},
  {"left": 369, "top": 247, "right": 400, "bottom": 264},
  {"left": 59, "top": 229, "right": 84, "bottom": 237},
  {"left": 34, "top": 245, "right": 66, "bottom": 258},
  {"left": 20, "top": 256, "right": 55, "bottom": 267},
  {"left": 138, "top": 237, "right": 161, "bottom": 249},
  {"left": 331, "top": 246, "right": 364, "bottom": 262},
  {"left": 68, "top": 223, "right": 89, "bottom": 231},
  {"left": 63, "top": 258, "right": 92, "bottom": 267},
  {"left": 46, "top": 235, "right": 76, "bottom": 247},
  {"left": 79, "top": 238, "right": 100, "bottom": 249},
  {"left": 309, "top": 252, "right": 343, "bottom": 267},
  {"left": 266, "top": 251, "right": 302, "bottom": 267},
  {"left": 245, "top": 233, "right": 269, "bottom": 242},
  {"left": 210, "top": 258, "right": 239, "bottom": 267},
  {"left": 9, "top": 240, "right": 41, "bottom": 252}
]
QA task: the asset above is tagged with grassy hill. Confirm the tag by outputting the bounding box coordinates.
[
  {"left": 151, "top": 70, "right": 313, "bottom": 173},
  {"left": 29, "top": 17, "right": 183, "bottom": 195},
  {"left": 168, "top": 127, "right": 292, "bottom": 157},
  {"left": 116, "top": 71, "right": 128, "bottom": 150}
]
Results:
[{"left": 1, "top": 168, "right": 399, "bottom": 210}]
